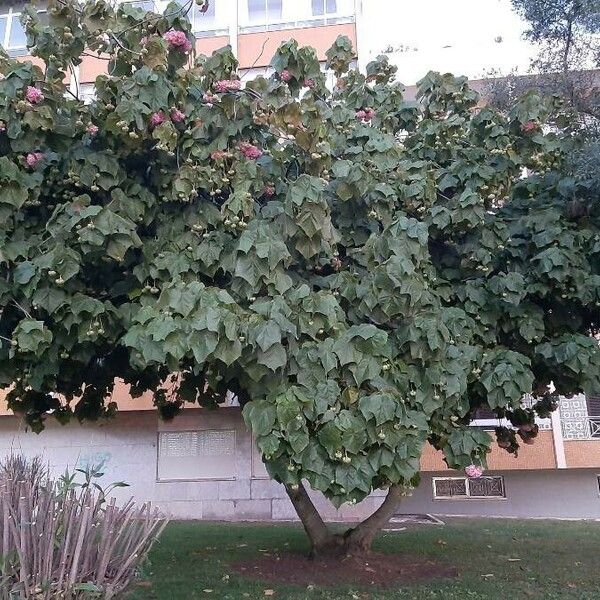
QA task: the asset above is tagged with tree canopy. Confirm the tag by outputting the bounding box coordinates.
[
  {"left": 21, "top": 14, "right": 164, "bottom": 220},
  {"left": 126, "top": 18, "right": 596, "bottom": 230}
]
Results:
[{"left": 1, "top": 0, "right": 599, "bottom": 549}]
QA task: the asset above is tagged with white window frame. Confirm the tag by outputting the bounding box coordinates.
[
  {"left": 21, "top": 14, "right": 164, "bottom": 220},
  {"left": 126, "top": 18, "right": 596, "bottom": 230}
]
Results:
[
  {"left": 0, "top": 5, "right": 47, "bottom": 55},
  {"left": 239, "top": 0, "right": 355, "bottom": 33},
  {"left": 432, "top": 476, "right": 506, "bottom": 500},
  {"left": 119, "top": 0, "right": 227, "bottom": 37}
]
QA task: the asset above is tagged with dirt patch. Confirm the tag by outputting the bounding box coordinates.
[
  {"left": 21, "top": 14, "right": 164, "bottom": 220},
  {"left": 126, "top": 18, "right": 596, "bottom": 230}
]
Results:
[{"left": 232, "top": 552, "right": 458, "bottom": 588}]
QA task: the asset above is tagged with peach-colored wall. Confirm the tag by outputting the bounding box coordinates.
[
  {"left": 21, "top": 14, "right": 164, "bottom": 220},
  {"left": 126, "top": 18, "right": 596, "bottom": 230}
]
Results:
[
  {"left": 195, "top": 35, "right": 231, "bottom": 59},
  {"left": 0, "top": 381, "right": 196, "bottom": 416},
  {"left": 421, "top": 431, "right": 558, "bottom": 472},
  {"left": 238, "top": 22, "right": 356, "bottom": 68},
  {"left": 564, "top": 441, "right": 600, "bottom": 468}
]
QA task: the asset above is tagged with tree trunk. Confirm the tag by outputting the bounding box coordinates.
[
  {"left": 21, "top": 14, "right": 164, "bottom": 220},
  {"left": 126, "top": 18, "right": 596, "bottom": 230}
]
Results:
[{"left": 285, "top": 483, "right": 404, "bottom": 558}]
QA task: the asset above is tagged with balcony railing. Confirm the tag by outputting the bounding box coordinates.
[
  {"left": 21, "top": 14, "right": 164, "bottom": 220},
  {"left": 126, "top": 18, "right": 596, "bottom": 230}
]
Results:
[{"left": 561, "top": 416, "right": 600, "bottom": 440}]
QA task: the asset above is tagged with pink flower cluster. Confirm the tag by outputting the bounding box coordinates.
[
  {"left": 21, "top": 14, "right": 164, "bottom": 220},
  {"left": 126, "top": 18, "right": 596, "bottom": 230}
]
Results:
[
  {"left": 163, "top": 29, "right": 192, "bottom": 53},
  {"left": 280, "top": 69, "right": 293, "bottom": 82},
  {"left": 170, "top": 108, "right": 186, "bottom": 123},
  {"left": 213, "top": 79, "right": 241, "bottom": 93},
  {"left": 0, "top": 120, "right": 6, "bottom": 132},
  {"left": 150, "top": 111, "right": 167, "bottom": 127},
  {"left": 238, "top": 142, "right": 263, "bottom": 160},
  {"left": 25, "top": 86, "right": 44, "bottom": 104},
  {"left": 202, "top": 93, "right": 217, "bottom": 106},
  {"left": 521, "top": 120, "right": 538, "bottom": 133},
  {"left": 303, "top": 78, "right": 315, "bottom": 89},
  {"left": 263, "top": 184, "right": 275, "bottom": 197},
  {"left": 210, "top": 150, "right": 229, "bottom": 160},
  {"left": 26, "top": 152, "right": 44, "bottom": 168},
  {"left": 465, "top": 465, "right": 484, "bottom": 478},
  {"left": 86, "top": 124, "right": 99, "bottom": 136},
  {"left": 356, "top": 107, "right": 376, "bottom": 122}
]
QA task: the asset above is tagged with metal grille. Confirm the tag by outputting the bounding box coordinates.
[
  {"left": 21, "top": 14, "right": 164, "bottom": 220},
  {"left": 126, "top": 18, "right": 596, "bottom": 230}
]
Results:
[
  {"left": 468, "top": 476, "right": 505, "bottom": 498},
  {"left": 433, "top": 478, "right": 467, "bottom": 498},
  {"left": 159, "top": 430, "right": 235, "bottom": 457},
  {"left": 433, "top": 476, "right": 505, "bottom": 499}
]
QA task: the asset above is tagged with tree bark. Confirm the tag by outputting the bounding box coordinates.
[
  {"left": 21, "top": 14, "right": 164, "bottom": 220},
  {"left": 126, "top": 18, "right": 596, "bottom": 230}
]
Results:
[
  {"left": 342, "top": 485, "right": 404, "bottom": 554},
  {"left": 285, "top": 483, "right": 404, "bottom": 558},
  {"left": 284, "top": 483, "right": 340, "bottom": 556}
]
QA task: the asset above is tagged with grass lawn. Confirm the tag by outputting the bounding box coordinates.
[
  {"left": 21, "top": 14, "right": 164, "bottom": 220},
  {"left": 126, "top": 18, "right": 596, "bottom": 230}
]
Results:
[{"left": 126, "top": 518, "right": 600, "bottom": 600}]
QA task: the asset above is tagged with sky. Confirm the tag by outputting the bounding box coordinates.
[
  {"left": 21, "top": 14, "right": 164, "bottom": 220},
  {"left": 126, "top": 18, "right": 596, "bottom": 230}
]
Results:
[{"left": 359, "top": 0, "right": 539, "bottom": 85}]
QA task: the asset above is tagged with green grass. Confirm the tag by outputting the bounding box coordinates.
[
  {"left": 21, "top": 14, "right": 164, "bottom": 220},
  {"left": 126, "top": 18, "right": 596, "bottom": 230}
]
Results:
[{"left": 126, "top": 518, "right": 600, "bottom": 600}]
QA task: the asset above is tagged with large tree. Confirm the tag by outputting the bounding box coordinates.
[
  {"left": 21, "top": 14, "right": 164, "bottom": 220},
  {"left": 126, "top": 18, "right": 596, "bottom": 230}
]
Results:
[{"left": 1, "top": 0, "right": 599, "bottom": 557}]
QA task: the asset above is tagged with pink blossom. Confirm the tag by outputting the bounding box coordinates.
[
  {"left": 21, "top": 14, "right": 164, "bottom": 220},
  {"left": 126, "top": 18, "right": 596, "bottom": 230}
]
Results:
[
  {"left": 86, "top": 124, "right": 98, "bottom": 135},
  {"left": 213, "top": 79, "right": 241, "bottom": 93},
  {"left": 202, "top": 93, "right": 217, "bottom": 106},
  {"left": 356, "top": 107, "right": 375, "bottom": 122},
  {"left": 0, "top": 120, "right": 5, "bottom": 132},
  {"left": 263, "top": 184, "right": 275, "bottom": 197},
  {"left": 140, "top": 36, "right": 150, "bottom": 46},
  {"left": 303, "top": 78, "right": 315, "bottom": 89},
  {"left": 26, "top": 152, "right": 44, "bottom": 168},
  {"left": 150, "top": 111, "right": 167, "bottom": 127},
  {"left": 210, "top": 150, "right": 229, "bottom": 160},
  {"left": 465, "top": 464, "right": 484, "bottom": 478},
  {"left": 238, "top": 141, "right": 263, "bottom": 160},
  {"left": 163, "top": 29, "right": 192, "bottom": 53},
  {"left": 521, "top": 120, "right": 538, "bottom": 133},
  {"left": 170, "top": 108, "right": 186, "bottom": 123},
  {"left": 25, "top": 86, "right": 44, "bottom": 104},
  {"left": 280, "top": 69, "right": 293, "bottom": 82}
]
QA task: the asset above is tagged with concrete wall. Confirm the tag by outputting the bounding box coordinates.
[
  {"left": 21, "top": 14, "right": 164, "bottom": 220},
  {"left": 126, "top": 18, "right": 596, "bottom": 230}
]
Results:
[
  {"left": 400, "top": 470, "right": 600, "bottom": 520},
  {"left": 0, "top": 409, "right": 384, "bottom": 521},
  {"left": 1, "top": 410, "right": 598, "bottom": 522}
]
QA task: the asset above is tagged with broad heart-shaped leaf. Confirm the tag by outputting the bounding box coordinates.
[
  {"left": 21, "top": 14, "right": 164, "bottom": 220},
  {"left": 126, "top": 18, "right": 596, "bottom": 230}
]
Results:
[
  {"left": 253, "top": 320, "right": 282, "bottom": 352},
  {"left": 359, "top": 392, "right": 397, "bottom": 426},
  {"left": 13, "top": 261, "right": 36, "bottom": 284},
  {"left": 243, "top": 400, "right": 277, "bottom": 436},
  {"left": 14, "top": 320, "right": 52, "bottom": 354}
]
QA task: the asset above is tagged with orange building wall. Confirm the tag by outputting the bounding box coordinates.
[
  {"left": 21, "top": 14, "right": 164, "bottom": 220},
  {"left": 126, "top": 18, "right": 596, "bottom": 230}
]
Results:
[
  {"left": 420, "top": 430, "right": 558, "bottom": 472},
  {"left": 238, "top": 22, "right": 356, "bottom": 68},
  {"left": 564, "top": 441, "right": 600, "bottom": 468}
]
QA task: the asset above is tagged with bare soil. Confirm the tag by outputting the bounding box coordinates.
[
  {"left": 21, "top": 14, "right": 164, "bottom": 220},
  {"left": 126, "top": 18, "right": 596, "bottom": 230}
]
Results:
[{"left": 232, "top": 552, "right": 458, "bottom": 588}]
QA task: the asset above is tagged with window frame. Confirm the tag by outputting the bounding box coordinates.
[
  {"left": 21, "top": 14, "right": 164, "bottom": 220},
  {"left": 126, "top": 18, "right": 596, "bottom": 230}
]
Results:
[
  {"left": 432, "top": 475, "right": 506, "bottom": 500},
  {"left": 240, "top": 0, "right": 354, "bottom": 33},
  {"left": 0, "top": 5, "right": 48, "bottom": 55}
]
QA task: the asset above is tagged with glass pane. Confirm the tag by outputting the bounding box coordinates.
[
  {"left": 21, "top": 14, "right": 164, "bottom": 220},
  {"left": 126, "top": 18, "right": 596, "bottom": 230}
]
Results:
[
  {"left": 0, "top": 16, "right": 7, "bottom": 47},
  {"left": 248, "top": 0, "right": 265, "bottom": 24},
  {"left": 125, "top": 0, "right": 156, "bottom": 12},
  {"left": 326, "top": 0, "right": 337, "bottom": 13},
  {"left": 267, "top": 0, "right": 282, "bottom": 21},
  {"left": 311, "top": 0, "right": 324, "bottom": 16},
  {"left": 37, "top": 10, "right": 48, "bottom": 26},
  {"left": 8, "top": 16, "right": 27, "bottom": 49}
]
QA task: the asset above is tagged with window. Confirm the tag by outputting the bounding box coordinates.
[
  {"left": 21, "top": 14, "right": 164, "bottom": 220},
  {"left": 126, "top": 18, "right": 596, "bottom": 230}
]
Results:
[
  {"left": 123, "top": 0, "right": 157, "bottom": 12},
  {"left": 247, "top": 0, "right": 282, "bottom": 25},
  {"left": 157, "top": 429, "right": 236, "bottom": 481},
  {"left": 174, "top": 0, "right": 222, "bottom": 35},
  {"left": 241, "top": 0, "right": 353, "bottom": 32},
  {"left": 311, "top": 0, "right": 337, "bottom": 16},
  {"left": 0, "top": 2, "right": 47, "bottom": 54},
  {"left": 433, "top": 476, "right": 505, "bottom": 499}
]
